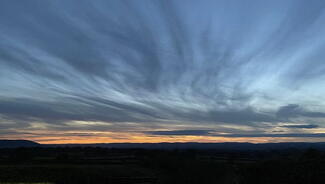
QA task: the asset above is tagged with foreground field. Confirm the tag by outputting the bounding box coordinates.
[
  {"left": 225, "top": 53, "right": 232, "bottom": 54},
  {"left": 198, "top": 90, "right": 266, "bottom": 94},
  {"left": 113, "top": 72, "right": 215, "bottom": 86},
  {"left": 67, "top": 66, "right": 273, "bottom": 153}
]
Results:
[{"left": 1, "top": 147, "right": 325, "bottom": 184}]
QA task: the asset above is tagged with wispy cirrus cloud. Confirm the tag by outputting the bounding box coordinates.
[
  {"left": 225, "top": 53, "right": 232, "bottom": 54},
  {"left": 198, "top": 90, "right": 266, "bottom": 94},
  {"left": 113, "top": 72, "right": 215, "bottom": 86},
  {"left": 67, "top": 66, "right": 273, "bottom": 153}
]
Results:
[{"left": 1, "top": 0, "right": 325, "bottom": 143}]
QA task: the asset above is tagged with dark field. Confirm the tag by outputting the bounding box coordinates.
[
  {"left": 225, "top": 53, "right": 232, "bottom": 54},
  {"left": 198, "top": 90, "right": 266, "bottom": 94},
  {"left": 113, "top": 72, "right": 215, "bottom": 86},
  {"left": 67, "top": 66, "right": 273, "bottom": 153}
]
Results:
[{"left": 1, "top": 147, "right": 325, "bottom": 184}]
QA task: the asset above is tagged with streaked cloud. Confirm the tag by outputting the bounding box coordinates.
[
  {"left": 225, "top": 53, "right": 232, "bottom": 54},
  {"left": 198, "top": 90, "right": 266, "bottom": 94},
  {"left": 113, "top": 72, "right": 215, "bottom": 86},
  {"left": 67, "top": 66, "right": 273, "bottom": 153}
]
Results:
[
  {"left": 280, "top": 124, "right": 319, "bottom": 129},
  {"left": 214, "top": 133, "right": 325, "bottom": 138},
  {"left": 146, "top": 130, "right": 212, "bottom": 136}
]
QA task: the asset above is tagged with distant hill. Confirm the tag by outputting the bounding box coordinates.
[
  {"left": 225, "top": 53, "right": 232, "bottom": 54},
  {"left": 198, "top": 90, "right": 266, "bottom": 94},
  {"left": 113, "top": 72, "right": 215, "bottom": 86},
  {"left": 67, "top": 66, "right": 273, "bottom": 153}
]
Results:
[
  {"left": 3, "top": 140, "right": 325, "bottom": 150},
  {"left": 46, "top": 142, "right": 325, "bottom": 151},
  {"left": 0, "top": 140, "right": 40, "bottom": 148}
]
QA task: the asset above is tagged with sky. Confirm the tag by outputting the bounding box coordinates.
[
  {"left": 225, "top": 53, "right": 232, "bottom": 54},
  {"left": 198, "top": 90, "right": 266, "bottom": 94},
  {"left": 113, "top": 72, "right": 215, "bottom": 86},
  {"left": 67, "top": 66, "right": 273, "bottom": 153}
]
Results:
[{"left": 1, "top": 0, "right": 325, "bottom": 144}]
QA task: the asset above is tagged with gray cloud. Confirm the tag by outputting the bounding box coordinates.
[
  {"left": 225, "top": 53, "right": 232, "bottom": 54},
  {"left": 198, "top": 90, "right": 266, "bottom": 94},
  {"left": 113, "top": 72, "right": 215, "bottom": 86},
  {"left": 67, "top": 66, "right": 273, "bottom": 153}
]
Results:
[
  {"left": 146, "top": 130, "right": 212, "bottom": 136},
  {"left": 146, "top": 131, "right": 325, "bottom": 138},
  {"left": 216, "top": 133, "right": 325, "bottom": 138},
  {"left": 0, "top": 97, "right": 276, "bottom": 127},
  {"left": 277, "top": 104, "right": 325, "bottom": 119},
  {"left": 280, "top": 124, "right": 319, "bottom": 129}
]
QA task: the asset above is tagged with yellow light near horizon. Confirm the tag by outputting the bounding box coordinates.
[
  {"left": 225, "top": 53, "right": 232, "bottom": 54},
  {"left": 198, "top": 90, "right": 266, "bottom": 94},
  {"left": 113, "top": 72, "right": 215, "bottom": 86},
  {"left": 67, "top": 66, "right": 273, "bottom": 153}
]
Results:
[
  {"left": 0, "top": 134, "right": 287, "bottom": 144},
  {"left": 2, "top": 130, "right": 325, "bottom": 144}
]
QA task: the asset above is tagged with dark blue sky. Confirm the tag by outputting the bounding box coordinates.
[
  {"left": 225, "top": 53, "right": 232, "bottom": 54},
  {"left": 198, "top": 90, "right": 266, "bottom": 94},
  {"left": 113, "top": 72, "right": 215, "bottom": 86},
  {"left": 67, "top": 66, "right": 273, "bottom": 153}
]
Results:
[{"left": 1, "top": 0, "right": 325, "bottom": 143}]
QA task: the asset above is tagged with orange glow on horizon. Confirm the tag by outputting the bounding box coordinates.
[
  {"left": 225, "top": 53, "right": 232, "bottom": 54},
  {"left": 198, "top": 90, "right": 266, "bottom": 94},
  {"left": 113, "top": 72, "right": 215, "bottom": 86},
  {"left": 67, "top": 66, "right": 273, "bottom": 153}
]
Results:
[
  {"left": 2, "top": 131, "right": 318, "bottom": 144},
  {"left": 2, "top": 130, "right": 325, "bottom": 144}
]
